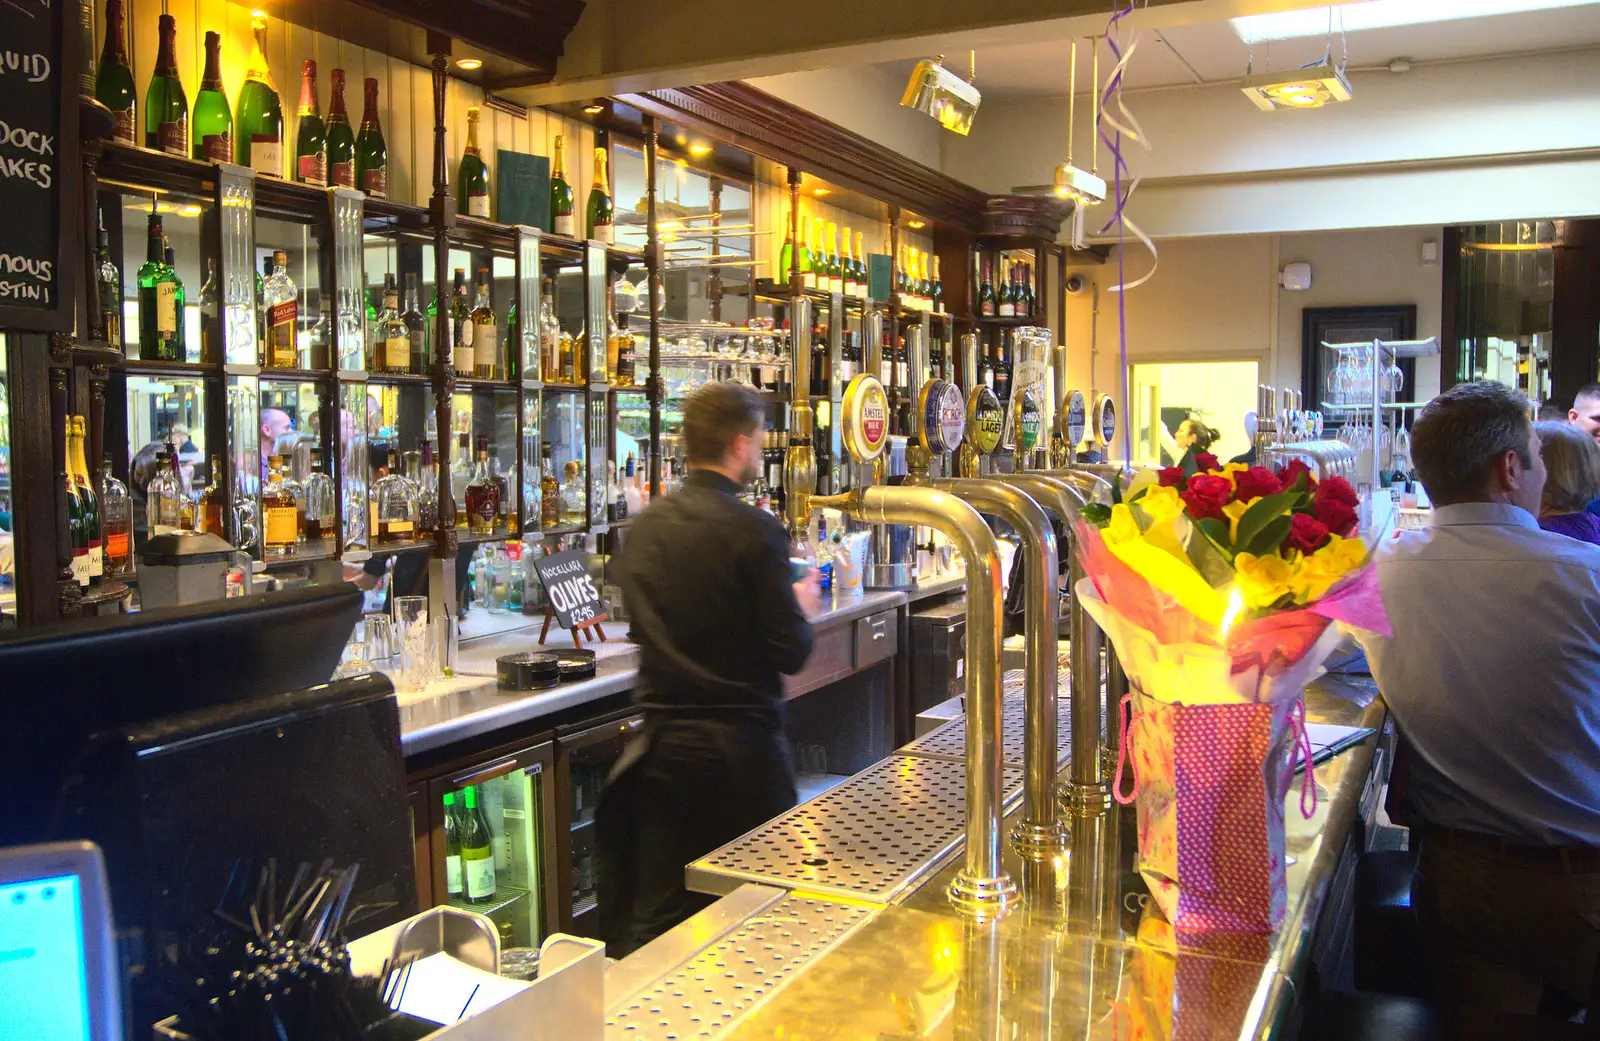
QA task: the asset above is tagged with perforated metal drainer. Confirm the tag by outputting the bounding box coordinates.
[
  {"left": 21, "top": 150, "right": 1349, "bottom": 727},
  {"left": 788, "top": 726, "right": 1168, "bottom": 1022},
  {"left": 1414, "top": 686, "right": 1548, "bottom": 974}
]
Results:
[
  {"left": 900, "top": 695, "right": 1073, "bottom": 771},
  {"left": 605, "top": 894, "right": 872, "bottom": 1040},
  {"left": 687, "top": 755, "right": 1022, "bottom": 903}
]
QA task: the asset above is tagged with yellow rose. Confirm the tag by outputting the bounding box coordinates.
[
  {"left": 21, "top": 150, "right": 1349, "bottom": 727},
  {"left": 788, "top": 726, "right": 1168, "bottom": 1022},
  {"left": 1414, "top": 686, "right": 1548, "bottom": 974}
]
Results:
[
  {"left": 1288, "top": 535, "right": 1369, "bottom": 603},
  {"left": 1234, "top": 551, "right": 1295, "bottom": 609},
  {"left": 1315, "top": 534, "right": 1369, "bottom": 575},
  {"left": 1139, "top": 484, "right": 1185, "bottom": 526},
  {"left": 1105, "top": 503, "right": 1142, "bottom": 546},
  {"left": 1222, "top": 499, "right": 1252, "bottom": 542}
]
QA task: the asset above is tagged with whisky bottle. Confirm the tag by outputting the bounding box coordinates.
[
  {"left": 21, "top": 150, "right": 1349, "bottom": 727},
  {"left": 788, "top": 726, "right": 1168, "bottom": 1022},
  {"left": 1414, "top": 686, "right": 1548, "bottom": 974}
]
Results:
[
  {"left": 98, "top": 463, "right": 132, "bottom": 578},
  {"left": 262, "top": 455, "right": 299, "bottom": 555},
  {"left": 539, "top": 443, "right": 560, "bottom": 529},
  {"left": 375, "top": 274, "right": 408, "bottom": 374},
  {"left": 263, "top": 250, "right": 298, "bottom": 368},
  {"left": 355, "top": 77, "right": 388, "bottom": 198},
  {"left": 586, "top": 147, "right": 613, "bottom": 243},
  {"left": 146, "top": 446, "right": 185, "bottom": 537},
  {"left": 301, "top": 448, "right": 337, "bottom": 542},
  {"left": 403, "top": 273, "right": 428, "bottom": 373},
  {"left": 293, "top": 60, "right": 327, "bottom": 186},
  {"left": 235, "top": 12, "right": 283, "bottom": 177},
  {"left": 450, "top": 431, "right": 474, "bottom": 527},
  {"left": 136, "top": 214, "right": 182, "bottom": 362},
  {"left": 458, "top": 107, "right": 490, "bottom": 218},
  {"left": 471, "top": 269, "right": 497, "bottom": 380},
  {"left": 325, "top": 68, "right": 355, "bottom": 188},
  {"left": 558, "top": 323, "right": 576, "bottom": 384},
  {"left": 489, "top": 445, "right": 511, "bottom": 531},
  {"left": 373, "top": 463, "right": 419, "bottom": 545},
  {"left": 550, "top": 136, "right": 576, "bottom": 237},
  {"left": 144, "top": 13, "right": 188, "bottom": 157},
  {"left": 464, "top": 437, "right": 498, "bottom": 535},
  {"left": 449, "top": 269, "right": 474, "bottom": 377},
  {"left": 560, "top": 460, "right": 585, "bottom": 526},
  {"left": 192, "top": 32, "right": 232, "bottom": 162},
  {"left": 197, "top": 455, "right": 226, "bottom": 535},
  {"left": 95, "top": 0, "right": 136, "bottom": 144}
]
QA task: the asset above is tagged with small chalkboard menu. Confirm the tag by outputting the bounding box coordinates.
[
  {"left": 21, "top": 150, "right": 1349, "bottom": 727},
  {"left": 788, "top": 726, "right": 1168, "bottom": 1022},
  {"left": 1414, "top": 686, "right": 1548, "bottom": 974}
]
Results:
[
  {"left": 533, "top": 550, "right": 608, "bottom": 629},
  {"left": 0, "top": 0, "right": 72, "bottom": 330}
]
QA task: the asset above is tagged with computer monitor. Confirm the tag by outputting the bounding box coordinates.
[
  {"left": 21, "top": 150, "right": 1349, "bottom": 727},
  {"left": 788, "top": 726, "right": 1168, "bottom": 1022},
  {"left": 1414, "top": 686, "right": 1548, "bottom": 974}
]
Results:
[
  {"left": 0, "top": 584, "right": 363, "bottom": 848},
  {"left": 0, "top": 841, "right": 123, "bottom": 1041}
]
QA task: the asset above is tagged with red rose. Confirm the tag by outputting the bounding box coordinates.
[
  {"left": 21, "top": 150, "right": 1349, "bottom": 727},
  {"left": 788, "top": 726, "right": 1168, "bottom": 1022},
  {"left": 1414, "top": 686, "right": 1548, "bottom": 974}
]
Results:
[
  {"left": 1181, "top": 474, "right": 1233, "bottom": 521},
  {"left": 1313, "top": 496, "right": 1358, "bottom": 537},
  {"left": 1316, "top": 475, "right": 1359, "bottom": 509},
  {"left": 1194, "top": 452, "right": 1220, "bottom": 473},
  {"left": 1276, "top": 459, "right": 1317, "bottom": 493},
  {"left": 1233, "top": 466, "right": 1283, "bottom": 502},
  {"left": 1284, "top": 512, "right": 1332, "bottom": 554},
  {"left": 1158, "top": 466, "right": 1186, "bottom": 488}
]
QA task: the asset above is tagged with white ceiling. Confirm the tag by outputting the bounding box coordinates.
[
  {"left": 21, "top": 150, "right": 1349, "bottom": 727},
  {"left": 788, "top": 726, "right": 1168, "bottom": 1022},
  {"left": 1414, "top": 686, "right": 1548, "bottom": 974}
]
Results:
[{"left": 932, "top": 2, "right": 1600, "bottom": 97}]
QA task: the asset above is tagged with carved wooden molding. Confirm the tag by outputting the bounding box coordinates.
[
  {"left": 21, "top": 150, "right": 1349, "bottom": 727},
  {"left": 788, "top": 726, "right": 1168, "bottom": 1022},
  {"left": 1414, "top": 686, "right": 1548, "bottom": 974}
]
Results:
[{"left": 980, "top": 195, "right": 1071, "bottom": 241}]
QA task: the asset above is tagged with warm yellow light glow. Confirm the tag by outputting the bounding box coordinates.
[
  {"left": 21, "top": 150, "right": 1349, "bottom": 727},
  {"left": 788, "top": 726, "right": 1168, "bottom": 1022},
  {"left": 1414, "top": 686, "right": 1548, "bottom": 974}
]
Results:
[
  {"left": 813, "top": 188, "right": 831, "bottom": 197},
  {"left": 1220, "top": 588, "right": 1245, "bottom": 637},
  {"left": 688, "top": 143, "right": 712, "bottom": 156},
  {"left": 582, "top": 104, "right": 605, "bottom": 115},
  {"left": 251, "top": 8, "right": 266, "bottom": 17},
  {"left": 907, "top": 220, "right": 926, "bottom": 229},
  {"left": 179, "top": 204, "right": 203, "bottom": 217},
  {"left": 455, "top": 58, "right": 483, "bottom": 71}
]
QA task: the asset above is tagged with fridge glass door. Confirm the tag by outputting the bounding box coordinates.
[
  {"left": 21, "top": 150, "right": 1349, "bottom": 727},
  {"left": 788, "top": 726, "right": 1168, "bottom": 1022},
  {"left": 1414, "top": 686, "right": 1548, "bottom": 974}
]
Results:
[{"left": 443, "top": 759, "right": 549, "bottom": 949}]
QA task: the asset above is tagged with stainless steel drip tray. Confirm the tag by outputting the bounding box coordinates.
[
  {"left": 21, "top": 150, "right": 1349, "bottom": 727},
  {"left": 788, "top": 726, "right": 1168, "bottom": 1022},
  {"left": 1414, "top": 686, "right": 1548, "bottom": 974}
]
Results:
[
  {"left": 899, "top": 695, "right": 1073, "bottom": 771},
  {"left": 686, "top": 755, "right": 1022, "bottom": 904}
]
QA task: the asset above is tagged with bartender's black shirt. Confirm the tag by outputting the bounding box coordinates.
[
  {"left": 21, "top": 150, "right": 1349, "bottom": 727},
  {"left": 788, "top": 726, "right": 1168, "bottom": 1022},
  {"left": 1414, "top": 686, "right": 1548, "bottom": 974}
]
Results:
[{"left": 617, "top": 468, "right": 813, "bottom": 727}]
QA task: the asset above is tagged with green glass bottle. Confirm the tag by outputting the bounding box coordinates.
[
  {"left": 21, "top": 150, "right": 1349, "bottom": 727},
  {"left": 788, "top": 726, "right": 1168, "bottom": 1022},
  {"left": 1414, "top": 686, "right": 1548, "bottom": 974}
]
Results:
[
  {"left": 442, "top": 791, "right": 462, "bottom": 897},
  {"left": 137, "top": 215, "right": 182, "bottom": 361},
  {"left": 796, "top": 217, "right": 813, "bottom": 290},
  {"left": 143, "top": 13, "right": 187, "bottom": 156},
  {"left": 64, "top": 413, "right": 87, "bottom": 587},
  {"left": 191, "top": 32, "right": 232, "bottom": 162},
  {"left": 549, "top": 135, "right": 575, "bottom": 237},
  {"left": 324, "top": 69, "right": 355, "bottom": 188},
  {"left": 354, "top": 77, "right": 388, "bottom": 198},
  {"left": 95, "top": 0, "right": 136, "bottom": 144},
  {"left": 460, "top": 786, "right": 495, "bottom": 904},
  {"left": 778, "top": 206, "right": 794, "bottom": 281},
  {"left": 293, "top": 60, "right": 326, "bottom": 186},
  {"left": 164, "top": 244, "right": 188, "bottom": 361},
  {"left": 449, "top": 268, "right": 474, "bottom": 376},
  {"left": 234, "top": 12, "right": 283, "bottom": 177},
  {"left": 457, "top": 107, "right": 489, "bottom": 218},
  {"left": 586, "top": 146, "right": 613, "bottom": 243}
]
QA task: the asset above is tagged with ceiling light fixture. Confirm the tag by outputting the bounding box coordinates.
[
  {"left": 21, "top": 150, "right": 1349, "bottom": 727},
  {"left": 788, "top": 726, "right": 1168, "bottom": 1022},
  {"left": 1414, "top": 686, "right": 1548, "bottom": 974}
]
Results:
[
  {"left": 582, "top": 103, "right": 605, "bottom": 115},
  {"left": 813, "top": 188, "right": 831, "bottom": 196},
  {"left": 1054, "top": 38, "right": 1107, "bottom": 205},
  {"left": 900, "top": 51, "right": 981, "bottom": 135},
  {"left": 1240, "top": 61, "right": 1353, "bottom": 111},
  {"left": 1232, "top": 0, "right": 1600, "bottom": 42},
  {"left": 907, "top": 220, "right": 926, "bottom": 229},
  {"left": 688, "top": 143, "right": 712, "bottom": 156},
  {"left": 455, "top": 57, "right": 483, "bottom": 71}
]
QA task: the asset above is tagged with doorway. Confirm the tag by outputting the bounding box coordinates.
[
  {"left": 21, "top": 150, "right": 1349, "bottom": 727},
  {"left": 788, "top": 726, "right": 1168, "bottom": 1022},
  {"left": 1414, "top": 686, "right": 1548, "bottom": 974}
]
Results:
[{"left": 1129, "top": 360, "right": 1260, "bottom": 467}]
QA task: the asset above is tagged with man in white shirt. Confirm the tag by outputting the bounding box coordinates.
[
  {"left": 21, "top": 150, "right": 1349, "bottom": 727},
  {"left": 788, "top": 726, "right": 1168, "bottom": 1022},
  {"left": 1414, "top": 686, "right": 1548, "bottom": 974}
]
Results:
[{"left": 1360, "top": 380, "right": 1600, "bottom": 1016}]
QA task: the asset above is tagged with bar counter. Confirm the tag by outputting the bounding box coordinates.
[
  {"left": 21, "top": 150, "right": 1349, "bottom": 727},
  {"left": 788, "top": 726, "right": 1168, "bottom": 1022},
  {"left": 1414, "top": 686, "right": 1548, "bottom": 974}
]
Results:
[{"left": 603, "top": 672, "right": 1388, "bottom": 1039}]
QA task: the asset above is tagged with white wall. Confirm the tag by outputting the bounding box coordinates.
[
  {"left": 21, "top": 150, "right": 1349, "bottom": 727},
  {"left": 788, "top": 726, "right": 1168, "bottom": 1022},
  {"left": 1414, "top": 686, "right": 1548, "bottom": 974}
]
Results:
[{"left": 748, "top": 66, "right": 945, "bottom": 170}]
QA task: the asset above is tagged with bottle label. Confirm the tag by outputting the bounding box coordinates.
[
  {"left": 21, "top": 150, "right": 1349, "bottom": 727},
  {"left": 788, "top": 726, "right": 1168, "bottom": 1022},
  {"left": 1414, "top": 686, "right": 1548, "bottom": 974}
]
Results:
[
  {"left": 592, "top": 221, "right": 613, "bottom": 245},
  {"left": 362, "top": 166, "right": 387, "bottom": 198},
  {"left": 89, "top": 544, "right": 103, "bottom": 578},
  {"left": 998, "top": 300, "right": 1015, "bottom": 317},
  {"left": 159, "top": 119, "right": 187, "bottom": 156},
  {"left": 474, "top": 321, "right": 496, "bottom": 359},
  {"left": 113, "top": 108, "right": 136, "bottom": 144},
  {"left": 330, "top": 161, "right": 355, "bottom": 188},
  {"left": 385, "top": 335, "right": 408, "bottom": 370},
  {"left": 981, "top": 299, "right": 995, "bottom": 317},
  {"left": 554, "top": 213, "right": 576, "bottom": 238},
  {"left": 106, "top": 530, "right": 129, "bottom": 561},
  {"left": 465, "top": 856, "right": 494, "bottom": 900},
  {"left": 298, "top": 152, "right": 327, "bottom": 185},
  {"left": 802, "top": 272, "right": 816, "bottom": 291},
  {"left": 384, "top": 519, "right": 413, "bottom": 536},
  {"left": 200, "top": 132, "right": 231, "bottom": 163},
  {"left": 265, "top": 505, "right": 298, "bottom": 546},
  {"left": 471, "top": 493, "right": 497, "bottom": 528},
  {"left": 156, "top": 282, "right": 178, "bottom": 334},
  {"left": 454, "top": 343, "right": 475, "bottom": 375},
  {"left": 446, "top": 854, "right": 462, "bottom": 895},
  {"left": 269, "top": 299, "right": 298, "bottom": 363},
  {"left": 467, "top": 191, "right": 490, "bottom": 218},
  {"left": 249, "top": 136, "right": 281, "bottom": 178},
  {"left": 72, "top": 551, "right": 90, "bottom": 587}
]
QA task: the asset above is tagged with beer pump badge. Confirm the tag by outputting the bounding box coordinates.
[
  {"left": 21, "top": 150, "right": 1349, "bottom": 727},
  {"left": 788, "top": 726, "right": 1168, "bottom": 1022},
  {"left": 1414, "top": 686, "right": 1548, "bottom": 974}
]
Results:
[
  {"left": 1094, "top": 393, "right": 1117, "bottom": 448},
  {"left": 919, "top": 380, "right": 966, "bottom": 454},
  {"left": 967, "top": 385, "right": 1004, "bottom": 455},
  {"left": 1016, "top": 387, "right": 1043, "bottom": 452},
  {"left": 842, "top": 373, "right": 890, "bottom": 462},
  {"left": 1063, "top": 389, "right": 1088, "bottom": 447}
]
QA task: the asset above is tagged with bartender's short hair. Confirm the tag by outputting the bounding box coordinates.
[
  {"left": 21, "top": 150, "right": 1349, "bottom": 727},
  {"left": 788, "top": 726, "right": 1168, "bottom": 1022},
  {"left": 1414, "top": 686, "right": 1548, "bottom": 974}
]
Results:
[
  {"left": 684, "top": 381, "right": 766, "bottom": 465},
  {"left": 1534, "top": 420, "right": 1600, "bottom": 513},
  {"left": 1412, "top": 381, "right": 1533, "bottom": 506}
]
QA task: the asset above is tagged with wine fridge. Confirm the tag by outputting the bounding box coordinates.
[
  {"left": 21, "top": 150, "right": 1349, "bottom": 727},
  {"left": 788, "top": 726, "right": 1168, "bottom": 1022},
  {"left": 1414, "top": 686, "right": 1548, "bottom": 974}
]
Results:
[{"left": 554, "top": 711, "right": 645, "bottom": 937}]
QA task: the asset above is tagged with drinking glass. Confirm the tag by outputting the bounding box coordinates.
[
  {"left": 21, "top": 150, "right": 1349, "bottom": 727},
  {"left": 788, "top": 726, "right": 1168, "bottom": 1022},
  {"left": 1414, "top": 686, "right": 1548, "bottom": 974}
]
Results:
[
  {"left": 429, "top": 614, "right": 458, "bottom": 681},
  {"left": 333, "top": 617, "right": 376, "bottom": 679},
  {"left": 393, "top": 596, "right": 430, "bottom": 692},
  {"left": 362, "top": 611, "right": 395, "bottom": 663}
]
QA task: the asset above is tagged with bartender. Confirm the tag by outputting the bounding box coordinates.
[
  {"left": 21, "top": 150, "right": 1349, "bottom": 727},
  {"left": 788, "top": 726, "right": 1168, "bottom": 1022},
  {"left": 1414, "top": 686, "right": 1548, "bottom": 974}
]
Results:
[{"left": 598, "top": 381, "right": 820, "bottom": 957}]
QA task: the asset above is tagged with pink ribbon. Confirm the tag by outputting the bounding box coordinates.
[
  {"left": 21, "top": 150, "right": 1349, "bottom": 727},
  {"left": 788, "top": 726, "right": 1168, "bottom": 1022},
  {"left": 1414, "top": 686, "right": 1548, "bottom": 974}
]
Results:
[
  {"left": 1113, "top": 692, "right": 1140, "bottom": 804},
  {"left": 1288, "top": 696, "right": 1318, "bottom": 819}
]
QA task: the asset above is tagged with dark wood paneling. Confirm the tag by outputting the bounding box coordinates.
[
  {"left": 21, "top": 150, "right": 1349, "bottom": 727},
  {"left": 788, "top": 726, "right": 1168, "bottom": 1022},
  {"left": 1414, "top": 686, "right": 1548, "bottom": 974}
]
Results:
[
  {"left": 1552, "top": 219, "right": 1600, "bottom": 411},
  {"left": 7, "top": 333, "right": 59, "bottom": 625},
  {"left": 1440, "top": 225, "right": 1462, "bottom": 392}
]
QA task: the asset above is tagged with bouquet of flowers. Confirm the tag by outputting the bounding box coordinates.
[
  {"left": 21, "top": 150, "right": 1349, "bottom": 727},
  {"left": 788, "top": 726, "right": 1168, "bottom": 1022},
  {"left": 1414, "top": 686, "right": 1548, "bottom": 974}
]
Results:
[{"left": 1075, "top": 454, "right": 1389, "bottom": 933}]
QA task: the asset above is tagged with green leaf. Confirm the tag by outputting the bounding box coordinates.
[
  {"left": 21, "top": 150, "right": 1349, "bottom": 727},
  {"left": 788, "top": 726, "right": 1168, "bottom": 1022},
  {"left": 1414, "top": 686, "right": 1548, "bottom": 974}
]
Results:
[
  {"left": 1243, "top": 515, "right": 1293, "bottom": 558},
  {"left": 1233, "top": 491, "right": 1300, "bottom": 551},
  {"left": 1287, "top": 472, "right": 1309, "bottom": 496},
  {"left": 1111, "top": 472, "right": 1124, "bottom": 506},
  {"left": 1186, "top": 522, "right": 1239, "bottom": 586},
  {"left": 1196, "top": 517, "right": 1232, "bottom": 554},
  {"left": 1180, "top": 448, "right": 1200, "bottom": 479},
  {"left": 1127, "top": 502, "right": 1152, "bottom": 532},
  {"left": 1080, "top": 503, "right": 1112, "bottom": 526}
]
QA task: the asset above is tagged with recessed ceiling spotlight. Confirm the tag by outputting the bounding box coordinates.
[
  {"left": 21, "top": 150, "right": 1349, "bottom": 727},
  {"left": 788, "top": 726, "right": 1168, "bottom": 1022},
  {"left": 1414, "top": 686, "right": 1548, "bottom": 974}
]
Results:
[
  {"left": 455, "top": 58, "right": 483, "bottom": 71},
  {"left": 582, "top": 104, "right": 605, "bottom": 115},
  {"left": 907, "top": 220, "right": 926, "bottom": 229}
]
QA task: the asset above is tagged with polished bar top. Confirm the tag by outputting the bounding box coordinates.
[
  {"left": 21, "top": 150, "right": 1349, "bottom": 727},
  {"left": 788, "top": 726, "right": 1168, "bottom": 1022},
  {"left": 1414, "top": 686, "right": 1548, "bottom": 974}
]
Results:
[{"left": 398, "top": 588, "right": 912, "bottom": 755}]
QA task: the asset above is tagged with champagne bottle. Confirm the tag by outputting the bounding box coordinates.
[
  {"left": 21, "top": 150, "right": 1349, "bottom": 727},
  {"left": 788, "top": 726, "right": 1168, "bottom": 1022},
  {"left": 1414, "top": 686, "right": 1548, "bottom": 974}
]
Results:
[
  {"left": 235, "top": 12, "right": 283, "bottom": 177},
  {"left": 192, "top": 32, "right": 232, "bottom": 162},
  {"left": 825, "top": 222, "right": 841, "bottom": 294},
  {"left": 324, "top": 69, "right": 355, "bottom": 188},
  {"left": 549, "top": 135, "right": 575, "bottom": 237},
  {"left": 997, "top": 258, "right": 1015, "bottom": 317},
  {"left": 460, "top": 786, "right": 495, "bottom": 903},
  {"left": 586, "top": 147, "right": 613, "bottom": 243},
  {"left": 797, "top": 217, "right": 814, "bottom": 291},
  {"left": 839, "top": 225, "right": 854, "bottom": 297},
  {"left": 293, "top": 61, "right": 326, "bottom": 185},
  {"left": 95, "top": 0, "right": 136, "bottom": 144},
  {"left": 854, "top": 231, "right": 867, "bottom": 300},
  {"left": 812, "top": 218, "right": 827, "bottom": 292},
  {"left": 931, "top": 254, "right": 944, "bottom": 314},
  {"left": 443, "top": 791, "right": 463, "bottom": 897},
  {"left": 457, "top": 107, "right": 490, "bottom": 218},
  {"left": 979, "top": 255, "right": 996, "bottom": 317},
  {"left": 449, "top": 268, "right": 474, "bottom": 376},
  {"left": 355, "top": 78, "right": 388, "bottom": 198},
  {"left": 136, "top": 215, "right": 182, "bottom": 361},
  {"left": 71, "top": 417, "right": 102, "bottom": 583},
  {"left": 64, "top": 415, "right": 87, "bottom": 587},
  {"left": 144, "top": 14, "right": 188, "bottom": 157},
  {"left": 779, "top": 208, "right": 794, "bottom": 281}
]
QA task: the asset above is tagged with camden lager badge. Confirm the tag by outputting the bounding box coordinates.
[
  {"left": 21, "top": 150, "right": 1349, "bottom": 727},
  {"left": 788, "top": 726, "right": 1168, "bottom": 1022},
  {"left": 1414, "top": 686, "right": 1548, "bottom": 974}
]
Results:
[
  {"left": 918, "top": 379, "right": 967, "bottom": 454},
  {"left": 1063, "top": 389, "right": 1088, "bottom": 447},
  {"left": 967, "top": 385, "right": 1004, "bottom": 455},
  {"left": 1094, "top": 393, "right": 1118, "bottom": 448},
  {"left": 1015, "top": 387, "right": 1043, "bottom": 452},
  {"left": 842, "top": 374, "right": 890, "bottom": 462}
]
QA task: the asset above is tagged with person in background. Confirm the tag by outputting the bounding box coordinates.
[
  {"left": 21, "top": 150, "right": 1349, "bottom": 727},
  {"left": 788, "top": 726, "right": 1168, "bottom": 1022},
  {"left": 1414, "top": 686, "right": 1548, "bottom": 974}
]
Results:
[
  {"left": 598, "top": 381, "right": 820, "bottom": 958},
  {"left": 259, "top": 407, "right": 291, "bottom": 479},
  {"left": 1358, "top": 381, "right": 1600, "bottom": 1018},
  {"left": 1228, "top": 412, "right": 1259, "bottom": 466},
  {"left": 1533, "top": 420, "right": 1600, "bottom": 546},
  {"left": 1567, "top": 385, "right": 1600, "bottom": 517}
]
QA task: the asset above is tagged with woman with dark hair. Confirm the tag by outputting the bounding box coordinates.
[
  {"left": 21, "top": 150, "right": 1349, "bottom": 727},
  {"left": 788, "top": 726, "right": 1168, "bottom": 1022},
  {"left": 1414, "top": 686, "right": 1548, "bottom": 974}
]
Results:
[{"left": 1173, "top": 416, "right": 1222, "bottom": 469}]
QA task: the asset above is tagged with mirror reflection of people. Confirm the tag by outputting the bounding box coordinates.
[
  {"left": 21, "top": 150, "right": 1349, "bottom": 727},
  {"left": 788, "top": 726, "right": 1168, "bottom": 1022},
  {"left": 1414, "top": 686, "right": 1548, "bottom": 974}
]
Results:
[
  {"left": 1229, "top": 412, "right": 1259, "bottom": 466},
  {"left": 259, "top": 407, "right": 291, "bottom": 478}
]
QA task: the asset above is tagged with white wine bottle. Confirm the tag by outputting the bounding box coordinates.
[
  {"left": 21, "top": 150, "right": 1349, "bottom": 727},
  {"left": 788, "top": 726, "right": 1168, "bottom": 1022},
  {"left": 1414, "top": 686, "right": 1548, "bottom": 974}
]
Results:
[
  {"left": 443, "top": 790, "right": 463, "bottom": 898},
  {"left": 460, "top": 785, "right": 496, "bottom": 903}
]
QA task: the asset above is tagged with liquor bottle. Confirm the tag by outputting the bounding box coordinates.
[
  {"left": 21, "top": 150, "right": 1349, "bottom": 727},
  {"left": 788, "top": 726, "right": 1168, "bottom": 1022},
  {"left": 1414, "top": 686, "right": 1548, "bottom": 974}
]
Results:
[
  {"left": 373, "top": 462, "right": 419, "bottom": 545},
  {"left": 558, "top": 324, "right": 576, "bottom": 384},
  {"left": 235, "top": 12, "right": 283, "bottom": 177},
  {"left": 1021, "top": 263, "right": 1035, "bottom": 318},
  {"left": 402, "top": 273, "right": 428, "bottom": 373},
  {"left": 549, "top": 136, "right": 576, "bottom": 237},
  {"left": 146, "top": 446, "right": 184, "bottom": 538},
  {"left": 994, "top": 338, "right": 1013, "bottom": 403},
  {"left": 449, "top": 269, "right": 474, "bottom": 377},
  {"left": 96, "top": 223, "right": 122, "bottom": 351},
  {"left": 811, "top": 325, "right": 828, "bottom": 396},
  {"left": 538, "top": 283, "right": 560, "bottom": 383},
  {"left": 489, "top": 445, "right": 510, "bottom": 531},
  {"left": 192, "top": 32, "right": 231, "bottom": 162},
  {"left": 539, "top": 443, "right": 559, "bottom": 529},
  {"left": 812, "top": 219, "right": 827, "bottom": 292},
  {"left": 196, "top": 455, "right": 225, "bottom": 535},
  {"left": 302, "top": 448, "right": 337, "bottom": 541},
  {"left": 96, "top": 0, "right": 137, "bottom": 144},
  {"left": 979, "top": 256, "right": 995, "bottom": 317},
  {"left": 264, "top": 250, "right": 298, "bottom": 368},
  {"left": 779, "top": 208, "right": 795, "bottom": 281},
  {"left": 605, "top": 293, "right": 623, "bottom": 384},
  {"left": 415, "top": 440, "right": 439, "bottom": 534},
  {"left": 293, "top": 61, "right": 326, "bottom": 186},
  {"left": 471, "top": 269, "right": 497, "bottom": 380},
  {"left": 465, "top": 438, "right": 498, "bottom": 535},
  {"left": 442, "top": 791, "right": 463, "bottom": 898},
  {"left": 977, "top": 343, "right": 993, "bottom": 389},
  {"left": 355, "top": 78, "right": 388, "bottom": 198},
  {"left": 137, "top": 215, "right": 182, "bottom": 362},
  {"left": 70, "top": 417, "right": 102, "bottom": 582},
  {"left": 457, "top": 107, "right": 490, "bottom": 218},
  {"left": 854, "top": 231, "right": 868, "bottom": 300},
  {"left": 308, "top": 294, "right": 333, "bottom": 370},
  {"left": 256, "top": 255, "right": 270, "bottom": 359},
  {"left": 450, "top": 431, "right": 473, "bottom": 526},
  {"left": 369, "top": 275, "right": 404, "bottom": 374},
  {"left": 616, "top": 317, "right": 636, "bottom": 387},
  {"left": 197, "top": 258, "right": 220, "bottom": 363},
  {"left": 931, "top": 254, "right": 944, "bottom": 314},
  {"left": 797, "top": 218, "right": 814, "bottom": 291},
  {"left": 99, "top": 463, "right": 131, "bottom": 578},
  {"left": 460, "top": 786, "right": 495, "bottom": 904},
  {"left": 586, "top": 146, "right": 614, "bottom": 243},
  {"left": 997, "top": 258, "right": 1015, "bottom": 317},
  {"left": 560, "top": 461, "right": 585, "bottom": 526},
  {"left": 144, "top": 14, "right": 188, "bottom": 156}
]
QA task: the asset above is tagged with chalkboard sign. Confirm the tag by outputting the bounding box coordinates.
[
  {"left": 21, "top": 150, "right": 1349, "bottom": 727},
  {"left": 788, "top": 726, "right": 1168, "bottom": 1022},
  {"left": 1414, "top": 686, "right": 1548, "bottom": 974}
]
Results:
[
  {"left": 0, "top": 0, "right": 74, "bottom": 330},
  {"left": 496, "top": 150, "right": 550, "bottom": 232},
  {"left": 532, "top": 550, "right": 608, "bottom": 629}
]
